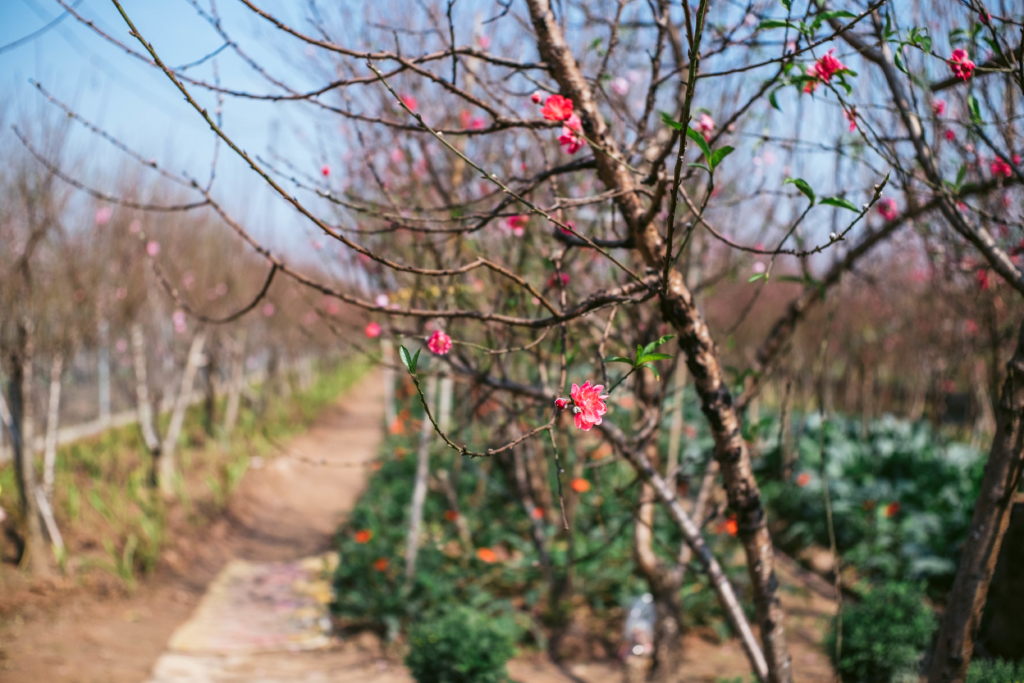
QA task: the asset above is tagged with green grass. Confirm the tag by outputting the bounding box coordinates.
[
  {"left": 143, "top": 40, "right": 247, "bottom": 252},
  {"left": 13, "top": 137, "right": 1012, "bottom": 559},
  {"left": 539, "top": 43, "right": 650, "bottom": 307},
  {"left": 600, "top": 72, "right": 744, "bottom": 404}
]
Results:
[{"left": 1, "top": 356, "right": 367, "bottom": 589}]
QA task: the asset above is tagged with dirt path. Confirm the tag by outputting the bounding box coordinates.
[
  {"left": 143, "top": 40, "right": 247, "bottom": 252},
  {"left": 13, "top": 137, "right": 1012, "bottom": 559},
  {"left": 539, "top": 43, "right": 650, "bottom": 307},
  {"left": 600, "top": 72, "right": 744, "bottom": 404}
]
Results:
[{"left": 0, "top": 370, "right": 385, "bottom": 683}]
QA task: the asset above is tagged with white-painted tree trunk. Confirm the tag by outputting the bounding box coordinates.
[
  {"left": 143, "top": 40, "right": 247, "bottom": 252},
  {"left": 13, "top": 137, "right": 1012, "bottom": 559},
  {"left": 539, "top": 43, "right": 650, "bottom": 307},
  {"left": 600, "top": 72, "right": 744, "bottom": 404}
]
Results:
[
  {"left": 404, "top": 375, "right": 437, "bottom": 584},
  {"left": 159, "top": 331, "right": 207, "bottom": 498},
  {"left": 131, "top": 323, "right": 163, "bottom": 467},
  {"left": 42, "top": 352, "right": 64, "bottom": 502},
  {"left": 222, "top": 330, "right": 246, "bottom": 436},
  {"left": 97, "top": 318, "right": 111, "bottom": 426}
]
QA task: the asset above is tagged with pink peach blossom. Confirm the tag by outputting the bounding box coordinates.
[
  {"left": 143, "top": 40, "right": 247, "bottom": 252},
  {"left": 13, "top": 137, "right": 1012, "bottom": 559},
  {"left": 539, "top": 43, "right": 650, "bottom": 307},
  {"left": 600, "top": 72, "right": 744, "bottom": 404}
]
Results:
[
  {"left": 321, "top": 165, "right": 331, "bottom": 177},
  {"left": 876, "top": 198, "right": 898, "bottom": 221},
  {"left": 558, "top": 114, "right": 586, "bottom": 154},
  {"left": 991, "top": 159, "right": 1012, "bottom": 178},
  {"left": 804, "top": 49, "right": 847, "bottom": 93},
  {"left": 557, "top": 381, "right": 609, "bottom": 431},
  {"left": 949, "top": 49, "right": 975, "bottom": 81},
  {"left": 541, "top": 95, "right": 574, "bottom": 122},
  {"left": 365, "top": 322, "right": 381, "bottom": 338},
  {"left": 146, "top": 241, "right": 161, "bottom": 256},
  {"left": 696, "top": 113, "right": 715, "bottom": 140},
  {"left": 931, "top": 99, "right": 946, "bottom": 115},
  {"left": 506, "top": 214, "right": 528, "bottom": 237},
  {"left": 427, "top": 330, "right": 452, "bottom": 355}
]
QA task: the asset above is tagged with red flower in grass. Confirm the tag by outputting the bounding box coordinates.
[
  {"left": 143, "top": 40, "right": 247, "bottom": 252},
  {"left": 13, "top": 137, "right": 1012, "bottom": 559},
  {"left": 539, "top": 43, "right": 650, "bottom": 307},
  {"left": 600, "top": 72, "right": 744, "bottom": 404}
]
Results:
[
  {"left": 355, "top": 529, "right": 372, "bottom": 543},
  {"left": 476, "top": 548, "right": 498, "bottom": 563},
  {"left": 949, "top": 49, "right": 975, "bottom": 81},
  {"left": 884, "top": 501, "right": 901, "bottom": 518},
  {"left": 427, "top": 330, "right": 452, "bottom": 355},
  {"left": 717, "top": 515, "right": 739, "bottom": 536},
  {"left": 444, "top": 510, "right": 459, "bottom": 522},
  {"left": 570, "top": 478, "right": 591, "bottom": 493},
  {"left": 796, "top": 473, "right": 811, "bottom": 487},
  {"left": 541, "top": 95, "right": 574, "bottom": 121},
  {"left": 373, "top": 557, "right": 389, "bottom": 571}
]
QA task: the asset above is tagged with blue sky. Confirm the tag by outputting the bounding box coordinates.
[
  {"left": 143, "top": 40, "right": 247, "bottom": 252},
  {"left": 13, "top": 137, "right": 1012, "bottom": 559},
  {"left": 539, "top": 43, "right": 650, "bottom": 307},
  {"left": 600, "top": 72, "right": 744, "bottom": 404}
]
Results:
[{"left": 1, "top": 0, "right": 310, "bottom": 247}]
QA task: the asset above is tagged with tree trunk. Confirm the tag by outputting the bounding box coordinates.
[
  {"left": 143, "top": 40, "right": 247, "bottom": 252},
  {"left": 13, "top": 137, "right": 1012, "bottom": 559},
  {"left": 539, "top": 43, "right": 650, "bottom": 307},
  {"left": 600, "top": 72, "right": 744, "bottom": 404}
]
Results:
[
  {"left": 223, "top": 330, "right": 246, "bottom": 436},
  {"left": 523, "top": 2, "right": 790, "bottom": 677},
  {"left": 131, "top": 323, "right": 163, "bottom": 485},
  {"left": 8, "top": 319, "right": 50, "bottom": 576},
  {"left": 202, "top": 340, "right": 217, "bottom": 437},
  {"left": 927, "top": 320, "right": 1024, "bottom": 683},
  {"left": 404, "top": 375, "right": 437, "bottom": 585},
  {"left": 42, "top": 352, "right": 64, "bottom": 503},
  {"left": 97, "top": 317, "right": 111, "bottom": 426},
  {"left": 159, "top": 331, "right": 207, "bottom": 498},
  {"left": 634, "top": 449, "right": 684, "bottom": 683}
]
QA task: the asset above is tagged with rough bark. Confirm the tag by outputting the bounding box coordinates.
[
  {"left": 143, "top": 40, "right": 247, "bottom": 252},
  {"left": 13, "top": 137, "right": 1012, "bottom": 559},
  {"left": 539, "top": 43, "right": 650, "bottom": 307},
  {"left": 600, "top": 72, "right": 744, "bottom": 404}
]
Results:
[
  {"left": 927, "top": 321, "right": 1024, "bottom": 683},
  {"left": 523, "top": 2, "right": 789, "bottom": 678},
  {"left": 404, "top": 375, "right": 437, "bottom": 584},
  {"left": 42, "top": 352, "right": 64, "bottom": 502},
  {"left": 159, "top": 331, "right": 207, "bottom": 498},
  {"left": 8, "top": 319, "right": 50, "bottom": 576}
]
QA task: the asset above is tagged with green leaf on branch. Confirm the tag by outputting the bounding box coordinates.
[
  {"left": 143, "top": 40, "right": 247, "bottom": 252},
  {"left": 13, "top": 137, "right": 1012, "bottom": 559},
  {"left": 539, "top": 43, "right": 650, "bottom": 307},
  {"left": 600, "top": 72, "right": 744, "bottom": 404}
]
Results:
[
  {"left": 749, "top": 272, "right": 767, "bottom": 283},
  {"left": 780, "top": 0, "right": 792, "bottom": 11},
  {"left": 810, "top": 10, "right": 855, "bottom": 32},
  {"left": 968, "top": 95, "right": 982, "bottom": 125},
  {"left": 604, "top": 356, "right": 633, "bottom": 365},
  {"left": 661, "top": 111, "right": 683, "bottom": 130},
  {"left": 639, "top": 334, "right": 676, "bottom": 359},
  {"left": 784, "top": 177, "right": 816, "bottom": 205},
  {"left": 820, "top": 197, "right": 859, "bottom": 212},
  {"left": 768, "top": 87, "right": 782, "bottom": 111},
  {"left": 686, "top": 127, "right": 713, "bottom": 162},
  {"left": 892, "top": 44, "right": 909, "bottom": 74},
  {"left": 709, "top": 145, "right": 735, "bottom": 170},
  {"left": 399, "top": 345, "right": 421, "bottom": 374},
  {"left": 757, "top": 19, "right": 796, "bottom": 30}
]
